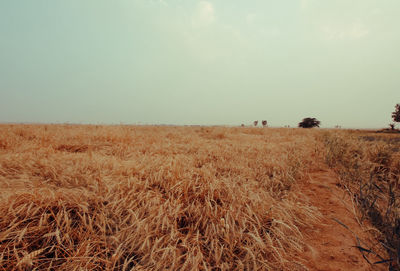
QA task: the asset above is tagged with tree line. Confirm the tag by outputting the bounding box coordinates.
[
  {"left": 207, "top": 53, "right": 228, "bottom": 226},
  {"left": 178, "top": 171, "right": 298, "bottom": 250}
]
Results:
[{"left": 246, "top": 104, "right": 400, "bottom": 129}]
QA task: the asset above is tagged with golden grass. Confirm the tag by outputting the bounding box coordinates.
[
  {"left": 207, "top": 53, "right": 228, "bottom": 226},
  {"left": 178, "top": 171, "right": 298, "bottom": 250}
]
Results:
[{"left": 0, "top": 125, "right": 323, "bottom": 270}]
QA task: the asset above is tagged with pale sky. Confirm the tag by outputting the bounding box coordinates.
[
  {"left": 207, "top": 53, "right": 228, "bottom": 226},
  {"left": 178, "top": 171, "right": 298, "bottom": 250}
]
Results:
[{"left": 0, "top": 0, "right": 399, "bottom": 128}]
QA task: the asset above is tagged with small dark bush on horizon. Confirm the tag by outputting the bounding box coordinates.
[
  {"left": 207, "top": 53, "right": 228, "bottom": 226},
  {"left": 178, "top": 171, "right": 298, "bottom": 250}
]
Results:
[{"left": 298, "top": 118, "right": 320, "bottom": 128}]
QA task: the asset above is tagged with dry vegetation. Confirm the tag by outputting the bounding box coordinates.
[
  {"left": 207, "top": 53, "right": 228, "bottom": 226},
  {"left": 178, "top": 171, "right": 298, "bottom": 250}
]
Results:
[
  {"left": 1, "top": 125, "right": 398, "bottom": 270},
  {"left": 0, "top": 125, "right": 323, "bottom": 270},
  {"left": 323, "top": 130, "right": 400, "bottom": 269}
]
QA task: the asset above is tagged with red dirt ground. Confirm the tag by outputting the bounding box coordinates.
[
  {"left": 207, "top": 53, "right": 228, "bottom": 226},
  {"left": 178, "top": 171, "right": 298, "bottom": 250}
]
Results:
[{"left": 296, "top": 169, "right": 389, "bottom": 271}]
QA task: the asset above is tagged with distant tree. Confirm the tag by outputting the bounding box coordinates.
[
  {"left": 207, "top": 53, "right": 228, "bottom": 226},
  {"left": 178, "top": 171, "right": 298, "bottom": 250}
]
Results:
[
  {"left": 389, "top": 124, "right": 395, "bottom": 130},
  {"left": 262, "top": 120, "right": 267, "bottom": 127},
  {"left": 392, "top": 104, "right": 400, "bottom": 128},
  {"left": 298, "top": 117, "right": 320, "bottom": 128},
  {"left": 253, "top": 120, "right": 258, "bottom": 127}
]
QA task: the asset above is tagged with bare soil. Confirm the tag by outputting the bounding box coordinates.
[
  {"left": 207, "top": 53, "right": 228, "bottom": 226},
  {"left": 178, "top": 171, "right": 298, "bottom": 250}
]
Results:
[{"left": 296, "top": 169, "right": 388, "bottom": 271}]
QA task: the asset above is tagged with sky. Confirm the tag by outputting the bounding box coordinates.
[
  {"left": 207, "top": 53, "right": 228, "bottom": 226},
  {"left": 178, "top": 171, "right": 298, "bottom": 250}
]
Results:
[{"left": 0, "top": 0, "right": 399, "bottom": 128}]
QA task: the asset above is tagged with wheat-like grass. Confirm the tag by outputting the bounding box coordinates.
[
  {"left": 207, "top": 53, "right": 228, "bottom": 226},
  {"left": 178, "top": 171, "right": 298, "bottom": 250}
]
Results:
[
  {"left": 16, "top": 247, "right": 46, "bottom": 268},
  {"left": 0, "top": 124, "right": 322, "bottom": 270}
]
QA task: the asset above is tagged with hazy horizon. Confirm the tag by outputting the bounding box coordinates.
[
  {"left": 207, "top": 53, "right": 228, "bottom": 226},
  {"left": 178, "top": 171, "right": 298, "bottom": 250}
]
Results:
[{"left": 1, "top": 1, "right": 399, "bottom": 129}]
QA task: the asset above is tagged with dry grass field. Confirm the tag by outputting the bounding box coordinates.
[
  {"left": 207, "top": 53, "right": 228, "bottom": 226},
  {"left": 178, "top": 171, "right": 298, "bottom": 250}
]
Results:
[{"left": 0, "top": 125, "right": 398, "bottom": 270}]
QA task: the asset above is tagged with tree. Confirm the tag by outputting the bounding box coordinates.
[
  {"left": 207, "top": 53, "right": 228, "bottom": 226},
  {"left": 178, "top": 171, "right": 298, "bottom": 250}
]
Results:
[
  {"left": 253, "top": 120, "right": 258, "bottom": 127},
  {"left": 392, "top": 104, "right": 400, "bottom": 128},
  {"left": 262, "top": 120, "right": 267, "bottom": 127},
  {"left": 298, "top": 117, "right": 320, "bottom": 128}
]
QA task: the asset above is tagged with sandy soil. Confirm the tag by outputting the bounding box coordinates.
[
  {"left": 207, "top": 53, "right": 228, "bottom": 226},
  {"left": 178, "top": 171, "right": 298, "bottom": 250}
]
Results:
[{"left": 296, "top": 169, "right": 389, "bottom": 271}]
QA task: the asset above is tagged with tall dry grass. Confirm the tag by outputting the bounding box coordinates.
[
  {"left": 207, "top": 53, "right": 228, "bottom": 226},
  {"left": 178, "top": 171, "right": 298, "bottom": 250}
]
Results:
[
  {"left": 322, "top": 130, "right": 400, "bottom": 269},
  {"left": 0, "top": 125, "right": 321, "bottom": 270}
]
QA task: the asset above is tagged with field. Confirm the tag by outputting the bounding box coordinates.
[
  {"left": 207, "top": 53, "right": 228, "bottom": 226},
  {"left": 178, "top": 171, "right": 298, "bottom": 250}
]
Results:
[{"left": 0, "top": 125, "right": 399, "bottom": 270}]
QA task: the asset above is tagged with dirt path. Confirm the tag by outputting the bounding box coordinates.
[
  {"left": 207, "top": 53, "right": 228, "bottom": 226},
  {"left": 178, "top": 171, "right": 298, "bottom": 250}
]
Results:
[{"left": 296, "top": 169, "right": 388, "bottom": 271}]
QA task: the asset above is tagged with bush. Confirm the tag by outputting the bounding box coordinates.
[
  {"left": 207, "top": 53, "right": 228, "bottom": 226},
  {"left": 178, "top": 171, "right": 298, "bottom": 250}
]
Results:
[{"left": 298, "top": 118, "right": 320, "bottom": 128}]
